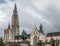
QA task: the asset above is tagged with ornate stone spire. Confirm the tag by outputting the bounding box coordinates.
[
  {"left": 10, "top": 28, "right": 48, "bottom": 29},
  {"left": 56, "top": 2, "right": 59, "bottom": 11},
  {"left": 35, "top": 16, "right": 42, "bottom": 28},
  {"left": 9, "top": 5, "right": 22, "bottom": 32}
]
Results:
[
  {"left": 39, "top": 24, "right": 44, "bottom": 34},
  {"left": 40, "top": 24, "right": 43, "bottom": 30},
  {"left": 34, "top": 25, "right": 37, "bottom": 31},
  {"left": 8, "top": 23, "right": 10, "bottom": 29},
  {"left": 14, "top": 3, "right": 17, "bottom": 12}
]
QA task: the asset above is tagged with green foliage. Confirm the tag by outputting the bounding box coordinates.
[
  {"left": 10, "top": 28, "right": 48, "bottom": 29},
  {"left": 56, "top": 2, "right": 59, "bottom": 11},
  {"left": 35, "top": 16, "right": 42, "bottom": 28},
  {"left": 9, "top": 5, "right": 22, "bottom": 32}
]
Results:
[
  {"left": 28, "top": 43, "right": 30, "bottom": 46},
  {"left": 0, "top": 38, "right": 5, "bottom": 46},
  {"left": 50, "top": 38, "right": 55, "bottom": 46},
  {"left": 56, "top": 40, "right": 59, "bottom": 46},
  {"left": 38, "top": 40, "right": 42, "bottom": 46},
  {"left": 56, "top": 43, "right": 59, "bottom": 46}
]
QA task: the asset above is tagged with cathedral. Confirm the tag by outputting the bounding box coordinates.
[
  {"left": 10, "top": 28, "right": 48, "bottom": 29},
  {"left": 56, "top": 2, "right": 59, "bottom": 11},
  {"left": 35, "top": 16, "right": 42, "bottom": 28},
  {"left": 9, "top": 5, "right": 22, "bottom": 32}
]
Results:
[
  {"left": 4, "top": 4, "right": 60, "bottom": 46},
  {"left": 4, "top": 4, "right": 19, "bottom": 42}
]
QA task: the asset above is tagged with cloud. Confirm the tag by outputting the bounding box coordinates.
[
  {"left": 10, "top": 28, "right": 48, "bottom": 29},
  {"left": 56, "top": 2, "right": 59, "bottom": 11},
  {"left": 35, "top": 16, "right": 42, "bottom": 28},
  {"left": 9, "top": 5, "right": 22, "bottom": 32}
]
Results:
[
  {"left": 0, "top": 0, "right": 60, "bottom": 37},
  {"left": 0, "top": 0, "right": 6, "bottom": 4}
]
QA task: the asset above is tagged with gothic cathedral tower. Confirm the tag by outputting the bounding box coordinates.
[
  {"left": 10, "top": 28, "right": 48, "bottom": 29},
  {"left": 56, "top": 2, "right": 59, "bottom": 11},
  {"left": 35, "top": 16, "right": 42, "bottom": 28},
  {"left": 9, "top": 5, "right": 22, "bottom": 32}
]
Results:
[{"left": 11, "top": 4, "right": 19, "bottom": 39}]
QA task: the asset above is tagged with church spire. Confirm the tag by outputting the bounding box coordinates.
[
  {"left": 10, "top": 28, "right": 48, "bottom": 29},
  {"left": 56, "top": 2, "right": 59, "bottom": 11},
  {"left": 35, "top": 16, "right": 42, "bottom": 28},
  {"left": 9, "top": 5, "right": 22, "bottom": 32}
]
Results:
[
  {"left": 14, "top": 3, "right": 17, "bottom": 12},
  {"left": 34, "top": 25, "right": 37, "bottom": 31},
  {"left": 39, "top": 24, "right": 44, "bottom": 34},
  {"left": 11, "top": 3, "right": 19, "bottom": 36},
  {"left": 8, "top": 23, "right": 10, "bottom": 29},
  {"left": 40, "top": 24, "right": 43, "bottom": 30}
]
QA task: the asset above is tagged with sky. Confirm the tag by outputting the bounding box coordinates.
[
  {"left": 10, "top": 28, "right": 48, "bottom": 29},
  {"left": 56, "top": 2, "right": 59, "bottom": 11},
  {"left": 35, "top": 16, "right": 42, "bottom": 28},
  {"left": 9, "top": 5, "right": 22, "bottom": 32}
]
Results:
[{"left": 0, "top": 0, "right": 60, "bottom": 37}]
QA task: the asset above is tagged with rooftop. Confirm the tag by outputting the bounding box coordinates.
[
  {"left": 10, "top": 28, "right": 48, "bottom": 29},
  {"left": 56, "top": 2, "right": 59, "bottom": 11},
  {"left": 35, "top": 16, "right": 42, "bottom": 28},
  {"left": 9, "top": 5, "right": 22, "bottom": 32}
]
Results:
[{"left": 47, "top": 32, "right": 60, "bottom": 37}]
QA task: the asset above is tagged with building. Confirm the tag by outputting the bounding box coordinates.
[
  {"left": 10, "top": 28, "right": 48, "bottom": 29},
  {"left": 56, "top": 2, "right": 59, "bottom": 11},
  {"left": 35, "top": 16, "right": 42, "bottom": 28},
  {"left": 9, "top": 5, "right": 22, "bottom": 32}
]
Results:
[
  {"left": 4, "top": 4, "right": 60, "bottom": 46},
  {"left": 4, "top": 4, "right": 19, "bottom": 43}
]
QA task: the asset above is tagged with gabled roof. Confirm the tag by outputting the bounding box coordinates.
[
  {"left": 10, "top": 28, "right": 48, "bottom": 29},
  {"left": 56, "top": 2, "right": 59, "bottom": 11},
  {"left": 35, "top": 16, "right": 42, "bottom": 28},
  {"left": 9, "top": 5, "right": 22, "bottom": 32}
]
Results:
[{"left": 47, "top": 32, "right": 60, "bottom": 36}]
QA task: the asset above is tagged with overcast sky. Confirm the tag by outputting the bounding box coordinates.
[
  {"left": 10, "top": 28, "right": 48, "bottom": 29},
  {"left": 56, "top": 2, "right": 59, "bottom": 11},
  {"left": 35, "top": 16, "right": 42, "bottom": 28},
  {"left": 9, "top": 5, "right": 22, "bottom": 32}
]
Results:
[{"left": 0, "top": 0, "right": 60, "bottom": 37}]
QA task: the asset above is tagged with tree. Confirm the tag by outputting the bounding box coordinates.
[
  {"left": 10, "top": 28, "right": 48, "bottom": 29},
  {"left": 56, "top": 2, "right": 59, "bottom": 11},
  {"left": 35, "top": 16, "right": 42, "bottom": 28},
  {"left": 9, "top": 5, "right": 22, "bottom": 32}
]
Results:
[
  {"left": 56, "top": 42, "right": 59, "bottom": 46},
  {"left": 28, "top": 43, "right": 30, "bottom": 46},
  {"left": 50, "top": 38, "right": 55, "bottom": 46},
  {"left": 55, "top": 40, "right": 59, "bottom": 46},
  {"left": 0, "top": 38, "right": 5, "bottom": 46},
  {"left": 38, "top": 40, "right": 42, "bottom": 46},
  {"left": 22, "top": 30, "right": 27, "bottom": 40}
]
